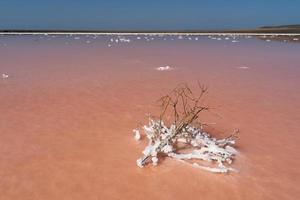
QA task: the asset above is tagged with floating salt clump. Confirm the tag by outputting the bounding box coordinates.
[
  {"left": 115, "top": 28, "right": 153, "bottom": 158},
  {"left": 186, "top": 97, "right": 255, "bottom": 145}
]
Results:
[
  {"left": 231, "top": 40, "right": 238, "bottom": 43},
  {"left": 2, "top": 74, "right": 8, "bottom": 79},
  {"left": 119, "top": 37, "right": 131, "bottom": 43},
  {"left": 108, "top": 44, "right": 112, "bottom": 47},
  {"left": 156, "top": 66, "right": 173, "bottom": 71},
  {"left": 293, "top": 38, "right": 299, "bottom": 41},
  {"left": 74, "top": 37, "right": 80, "bottom": 40},
  {"left": 86, "top": 40, "right": 91, "bottom": 44},
  {"left": 133, "top": 129, "right": 141, "bottom": 141},
  {"left": 266, "top": 39, "right": 271, "bottom": 42}
]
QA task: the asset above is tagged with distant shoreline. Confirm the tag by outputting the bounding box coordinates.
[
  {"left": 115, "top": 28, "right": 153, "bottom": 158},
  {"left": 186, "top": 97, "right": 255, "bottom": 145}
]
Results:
[{"left": 0, "top": 31, "right": 299, "bottom": 36}]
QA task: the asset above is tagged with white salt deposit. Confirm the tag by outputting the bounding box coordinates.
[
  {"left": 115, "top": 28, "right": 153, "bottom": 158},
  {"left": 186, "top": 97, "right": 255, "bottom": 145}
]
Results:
[
  {"left": 133, "top": 129, "right": 141, "bottom": 141},
  {"left": 156, "top": 66, "right": 173, "bottom": 71},
  {"left": 135, "top": 119, "right": 238, "bottom": 173},
  {"left": 2, "top": 74, "right": 9, "bottom": 79}
]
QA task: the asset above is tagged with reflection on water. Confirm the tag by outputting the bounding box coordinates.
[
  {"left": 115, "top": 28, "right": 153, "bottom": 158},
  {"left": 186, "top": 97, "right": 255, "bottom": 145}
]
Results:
[{"left": 0, "top": 34, "right": 300, "bottom": 200}]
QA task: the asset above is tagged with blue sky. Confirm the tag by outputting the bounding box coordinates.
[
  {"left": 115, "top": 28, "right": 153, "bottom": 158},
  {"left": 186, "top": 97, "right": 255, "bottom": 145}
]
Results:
[{"left": 0, "top": 0, "right": 299, "bottom": 30}]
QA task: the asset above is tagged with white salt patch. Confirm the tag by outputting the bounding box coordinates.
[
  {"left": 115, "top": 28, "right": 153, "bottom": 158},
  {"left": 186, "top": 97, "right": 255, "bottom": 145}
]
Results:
[
  {"left": 231, "top": 40, "right": 238, "bottom": 43},
  {"left": 293, "top": 38, "right": 299, "bottom": 41},
  {"left": 136, "top": 159, "right": 143, "bottom": 168},
  {"left": 133, "top": 129, "right": 141, "bottom": 141},
  {"left": 156, "top": 66, "right": 173, "bottom": 71},
  {"left": 74, "top": 37, "right": 80, "bottom": 40},
  {"left": 119, "top": 38, "right": 131, "bottom": 43},
  {"left": 2, "top": 74, "right": 8, "bottom": 79},
  {"left": 151, "top": 157, "right": 158, "bottom": 166}
]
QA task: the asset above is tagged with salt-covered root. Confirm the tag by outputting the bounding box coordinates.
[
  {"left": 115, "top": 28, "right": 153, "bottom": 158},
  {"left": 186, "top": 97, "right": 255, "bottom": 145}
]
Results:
[{"left": 134, "top": 118, "right": 238, "bottom": 173}]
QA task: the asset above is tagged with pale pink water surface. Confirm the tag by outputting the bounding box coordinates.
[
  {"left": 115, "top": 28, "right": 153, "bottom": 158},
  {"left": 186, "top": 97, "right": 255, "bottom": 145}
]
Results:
[{"left": 0, "top": 35, "right": 300, "bottom": 200}]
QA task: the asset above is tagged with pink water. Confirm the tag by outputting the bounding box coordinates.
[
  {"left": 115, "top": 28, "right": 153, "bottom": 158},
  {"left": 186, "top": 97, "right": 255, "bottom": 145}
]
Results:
[{"left": 0, "top": 35, "right": 300, "bottom": 200}]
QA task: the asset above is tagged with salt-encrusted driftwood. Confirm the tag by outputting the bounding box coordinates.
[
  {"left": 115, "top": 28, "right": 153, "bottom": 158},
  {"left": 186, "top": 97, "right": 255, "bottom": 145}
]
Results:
[{"left": 134, "top": 83, "right": 238, "bottom": 173}]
